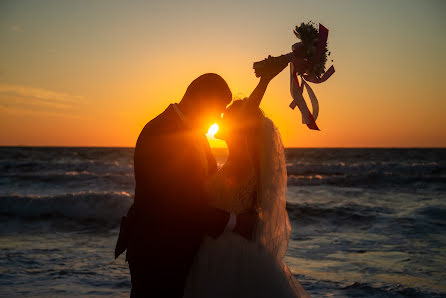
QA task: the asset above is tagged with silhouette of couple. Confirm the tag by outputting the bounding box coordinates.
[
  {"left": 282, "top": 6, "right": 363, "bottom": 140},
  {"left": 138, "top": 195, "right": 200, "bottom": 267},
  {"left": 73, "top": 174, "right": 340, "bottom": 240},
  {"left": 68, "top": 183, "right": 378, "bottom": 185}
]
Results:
[{"left": 115, "top": 57, "right": 310, "bottom": 297}]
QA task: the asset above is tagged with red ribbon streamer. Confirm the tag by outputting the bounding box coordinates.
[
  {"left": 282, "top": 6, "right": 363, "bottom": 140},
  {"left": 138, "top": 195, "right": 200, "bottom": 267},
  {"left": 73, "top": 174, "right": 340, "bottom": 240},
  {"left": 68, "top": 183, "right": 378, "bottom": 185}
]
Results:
[{"left": 289, "top": 23, "right": 335, "bottom": 130}]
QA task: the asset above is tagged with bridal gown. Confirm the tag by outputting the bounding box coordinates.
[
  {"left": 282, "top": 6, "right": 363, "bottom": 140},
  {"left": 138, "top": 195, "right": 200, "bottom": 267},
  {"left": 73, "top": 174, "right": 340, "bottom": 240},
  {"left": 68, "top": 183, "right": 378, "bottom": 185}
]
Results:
[{"left": 183, "top": 117, "right": 310, "bottom": 298}]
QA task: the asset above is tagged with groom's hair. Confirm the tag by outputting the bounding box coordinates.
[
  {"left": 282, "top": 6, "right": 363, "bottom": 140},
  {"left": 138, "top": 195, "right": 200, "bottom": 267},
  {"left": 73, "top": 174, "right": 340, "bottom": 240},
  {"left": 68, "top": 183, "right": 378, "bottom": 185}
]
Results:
[{"left": 182, "top": 73, "right": 232, "bottom": 106}]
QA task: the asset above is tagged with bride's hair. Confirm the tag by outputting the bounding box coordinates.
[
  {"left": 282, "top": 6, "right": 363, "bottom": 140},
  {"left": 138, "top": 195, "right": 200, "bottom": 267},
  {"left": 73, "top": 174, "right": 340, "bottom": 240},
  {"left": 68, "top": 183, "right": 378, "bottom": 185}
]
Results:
[
  {"left": 225, "top": 99, "right": 265, "bottom": 140},
  {"left": 225, "top": 99, "right": 265, "bottom": 185}
]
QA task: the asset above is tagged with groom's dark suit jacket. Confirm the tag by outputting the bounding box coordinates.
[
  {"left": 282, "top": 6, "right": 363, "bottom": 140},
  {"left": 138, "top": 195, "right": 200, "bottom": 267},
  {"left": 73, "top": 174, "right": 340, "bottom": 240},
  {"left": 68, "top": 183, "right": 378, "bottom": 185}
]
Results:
[{"left": 116, "top": 104, "right": 230, "bottom": 297}]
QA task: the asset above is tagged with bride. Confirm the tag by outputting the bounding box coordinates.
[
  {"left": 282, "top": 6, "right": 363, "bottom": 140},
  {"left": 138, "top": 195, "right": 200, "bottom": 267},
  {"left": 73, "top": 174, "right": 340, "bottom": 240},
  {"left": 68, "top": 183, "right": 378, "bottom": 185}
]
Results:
[{"left": 183, "top": 56, "right": 311, "bottom": 298}]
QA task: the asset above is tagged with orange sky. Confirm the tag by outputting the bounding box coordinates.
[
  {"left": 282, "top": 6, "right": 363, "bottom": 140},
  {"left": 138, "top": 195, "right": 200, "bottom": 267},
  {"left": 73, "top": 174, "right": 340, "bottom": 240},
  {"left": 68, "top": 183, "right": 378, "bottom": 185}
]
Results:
[{"left": 1, "top": 0, "right": 445, "bottom": 147}]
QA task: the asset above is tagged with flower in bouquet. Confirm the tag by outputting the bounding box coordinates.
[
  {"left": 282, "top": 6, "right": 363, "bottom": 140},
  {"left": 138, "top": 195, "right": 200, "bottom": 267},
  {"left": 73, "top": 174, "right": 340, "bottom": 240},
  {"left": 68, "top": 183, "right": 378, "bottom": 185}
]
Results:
[{"left": 293, "top": 21, "right": 331, "bottom": 80}]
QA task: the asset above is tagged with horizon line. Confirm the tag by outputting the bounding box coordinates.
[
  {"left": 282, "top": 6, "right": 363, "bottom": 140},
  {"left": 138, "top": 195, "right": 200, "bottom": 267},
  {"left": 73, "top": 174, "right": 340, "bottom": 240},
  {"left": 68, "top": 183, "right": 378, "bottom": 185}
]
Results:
[{"left": 1, "top": 145, "right": 445, "bottom": 149}]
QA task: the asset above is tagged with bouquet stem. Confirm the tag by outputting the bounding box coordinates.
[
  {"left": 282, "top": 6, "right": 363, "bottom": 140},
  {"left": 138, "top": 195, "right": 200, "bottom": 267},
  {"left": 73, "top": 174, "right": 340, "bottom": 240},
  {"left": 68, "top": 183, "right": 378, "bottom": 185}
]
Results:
[{"left": 253, "top": 52, "right": 294, "bottom": 78}]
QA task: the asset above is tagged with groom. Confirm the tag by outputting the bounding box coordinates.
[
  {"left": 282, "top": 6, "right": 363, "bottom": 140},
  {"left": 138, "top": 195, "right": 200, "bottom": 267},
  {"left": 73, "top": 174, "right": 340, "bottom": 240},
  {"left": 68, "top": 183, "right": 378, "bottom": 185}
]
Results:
[{"left": 115, "top": 73, "right": 257, "bottom": 297}]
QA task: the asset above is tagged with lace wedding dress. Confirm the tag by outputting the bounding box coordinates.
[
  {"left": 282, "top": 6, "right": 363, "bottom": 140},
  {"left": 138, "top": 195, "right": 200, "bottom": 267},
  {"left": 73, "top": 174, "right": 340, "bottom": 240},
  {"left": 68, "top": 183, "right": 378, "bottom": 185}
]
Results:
[{"left": 183, "top": 117, "right": 310, "bottom": 298}]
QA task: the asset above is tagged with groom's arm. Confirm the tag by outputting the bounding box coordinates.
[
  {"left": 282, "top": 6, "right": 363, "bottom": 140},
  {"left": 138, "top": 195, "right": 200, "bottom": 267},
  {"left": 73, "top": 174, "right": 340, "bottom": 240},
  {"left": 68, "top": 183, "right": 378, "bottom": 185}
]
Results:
[
  {"left": 173, "top": 146, "right": 230, "bottom": 237},
  {"left": 192, "top": 205, "right": 257, "bottom": 239},
  {"left": 174, "top": 146, "right": 257, "bottom": 239},
  {"left": 176, "top": 156, "right": 227, "bottom": 237},
  {"left": 136, "top": 134, "right": 255, "bottom": 240}
]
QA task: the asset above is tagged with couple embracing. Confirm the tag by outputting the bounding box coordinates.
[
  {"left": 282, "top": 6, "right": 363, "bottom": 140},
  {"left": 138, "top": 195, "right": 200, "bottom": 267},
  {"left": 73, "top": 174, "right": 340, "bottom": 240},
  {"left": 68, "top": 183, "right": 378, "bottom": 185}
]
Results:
[{"left": 115, "top": 56, "right": 310, "bottom": 298}]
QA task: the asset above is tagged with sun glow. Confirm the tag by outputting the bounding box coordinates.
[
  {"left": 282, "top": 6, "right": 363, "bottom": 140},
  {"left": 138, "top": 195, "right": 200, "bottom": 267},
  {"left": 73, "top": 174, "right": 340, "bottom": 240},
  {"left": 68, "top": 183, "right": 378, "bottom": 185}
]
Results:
[{"left": 207, "top": 123, "right": 219, "bottom": 138}]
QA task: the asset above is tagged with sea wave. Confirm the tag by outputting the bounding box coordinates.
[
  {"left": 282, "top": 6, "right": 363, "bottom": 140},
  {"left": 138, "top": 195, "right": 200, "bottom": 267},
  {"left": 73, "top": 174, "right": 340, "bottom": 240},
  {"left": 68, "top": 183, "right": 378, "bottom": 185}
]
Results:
[
  {"left": 286, "top": 201, "right": 446, "bottom": 238},
  {"left": 286, "top": 201, "right": 391, "bottom": 224},
  {"left": 287, "top": 173, "right": 446, "bottom": 188},
  {"left": 2, "top": 163, "right": 445, "bottom": 189},
  {"left": 0, "top": 192, "right": 132, "bottom": 223},
  {"left": 1, "top": 148, "right": 445, "bottom": 190},
  {"left": 0, "top": 160, "right": 133, "bottom": 175},
  {"left": 286, "top": 160, "right": 446, "bottom": 187},
  {"left": 339, "top": 282, "right": 445, "bottom": 298},
  {"left": 0, "top": 171, "right": 134, "bottom": 187},
  {"left": 286, "top": 161, "right": 444, "bottom": 176}
]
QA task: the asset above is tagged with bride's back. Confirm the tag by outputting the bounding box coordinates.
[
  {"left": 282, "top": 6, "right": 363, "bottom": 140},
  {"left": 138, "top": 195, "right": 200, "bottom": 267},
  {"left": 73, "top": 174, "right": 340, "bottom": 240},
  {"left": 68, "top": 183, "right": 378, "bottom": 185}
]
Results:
[{"left": 206, "top": 158, "right": 257, "bottom": 213}]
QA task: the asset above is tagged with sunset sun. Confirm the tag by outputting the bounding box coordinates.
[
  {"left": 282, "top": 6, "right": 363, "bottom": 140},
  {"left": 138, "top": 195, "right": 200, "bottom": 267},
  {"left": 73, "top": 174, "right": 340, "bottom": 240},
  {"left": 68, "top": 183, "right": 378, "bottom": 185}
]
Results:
[{"left": 207, "top": 123, "right": 219, "bottom": 138}]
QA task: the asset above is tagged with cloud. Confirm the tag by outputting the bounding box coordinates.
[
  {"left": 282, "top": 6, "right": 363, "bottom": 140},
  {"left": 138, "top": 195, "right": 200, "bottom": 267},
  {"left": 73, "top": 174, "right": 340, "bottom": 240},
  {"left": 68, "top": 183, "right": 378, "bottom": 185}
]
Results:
[
  {"left": 0, "top": 83, "right": 84, "bottom": 117},
  {"left": 0, "top": 104, "right": 80, "bottom": 119}
]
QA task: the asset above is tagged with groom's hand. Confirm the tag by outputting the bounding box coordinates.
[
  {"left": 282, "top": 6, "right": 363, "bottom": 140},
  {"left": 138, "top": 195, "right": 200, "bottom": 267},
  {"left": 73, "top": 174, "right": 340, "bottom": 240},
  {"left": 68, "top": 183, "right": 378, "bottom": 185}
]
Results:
[{"left": 234, "top": 210, "right": 258, "bottom": 241}]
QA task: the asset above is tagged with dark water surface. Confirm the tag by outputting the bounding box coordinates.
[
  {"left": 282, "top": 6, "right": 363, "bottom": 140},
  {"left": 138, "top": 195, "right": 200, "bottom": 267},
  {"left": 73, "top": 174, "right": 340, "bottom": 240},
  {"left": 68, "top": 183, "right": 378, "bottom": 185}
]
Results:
[{"left": 1, "top": 147, "right": 445, "bottom": 297}]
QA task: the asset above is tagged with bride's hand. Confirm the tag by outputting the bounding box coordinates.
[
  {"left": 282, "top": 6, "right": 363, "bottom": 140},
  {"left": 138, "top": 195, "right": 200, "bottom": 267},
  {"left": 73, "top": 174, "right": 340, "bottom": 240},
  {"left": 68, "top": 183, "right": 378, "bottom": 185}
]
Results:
[
  {"left": 234, "top": 210, "right": 258, "bottom": 240},
  {"left": 256, "top": 55, "right": 289, "bottom": 82}
]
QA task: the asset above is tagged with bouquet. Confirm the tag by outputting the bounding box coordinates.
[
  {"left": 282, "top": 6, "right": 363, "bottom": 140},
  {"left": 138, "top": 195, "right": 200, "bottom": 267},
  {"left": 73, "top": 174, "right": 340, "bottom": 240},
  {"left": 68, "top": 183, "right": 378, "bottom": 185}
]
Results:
[{"left": 253, "top": 22, "right": 335, "bottom": 130}]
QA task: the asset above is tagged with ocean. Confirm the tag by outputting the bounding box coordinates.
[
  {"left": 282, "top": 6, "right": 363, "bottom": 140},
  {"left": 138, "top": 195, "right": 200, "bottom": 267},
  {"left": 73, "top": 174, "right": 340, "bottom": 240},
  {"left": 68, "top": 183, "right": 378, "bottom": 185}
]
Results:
[{"left": 0, "top": 147, "right": 445, "bottom": 297}]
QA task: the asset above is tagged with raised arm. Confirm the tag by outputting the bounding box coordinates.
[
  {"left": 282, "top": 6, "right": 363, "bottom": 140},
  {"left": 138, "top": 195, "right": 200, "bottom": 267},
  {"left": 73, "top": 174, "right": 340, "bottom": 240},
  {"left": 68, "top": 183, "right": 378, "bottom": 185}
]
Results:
[
  {"left": 247, "top": 48, "right": 310, "bottom": 108},
  {"left": 246, "top": 55, "right": 290, "bottom": 108},
  {"left": 245, "top": 77, "right": 270, "bottom": 108}
]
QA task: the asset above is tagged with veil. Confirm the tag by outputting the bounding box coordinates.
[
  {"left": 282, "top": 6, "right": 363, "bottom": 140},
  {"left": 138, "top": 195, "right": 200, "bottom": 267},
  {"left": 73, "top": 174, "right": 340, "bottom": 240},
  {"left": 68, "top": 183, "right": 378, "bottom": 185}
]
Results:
[
  {"left": 255, "top": 117, "right": 311, "bottom": 297},
  {"left": 254, "top": 117, "right": 291, "bottom": 261}
]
